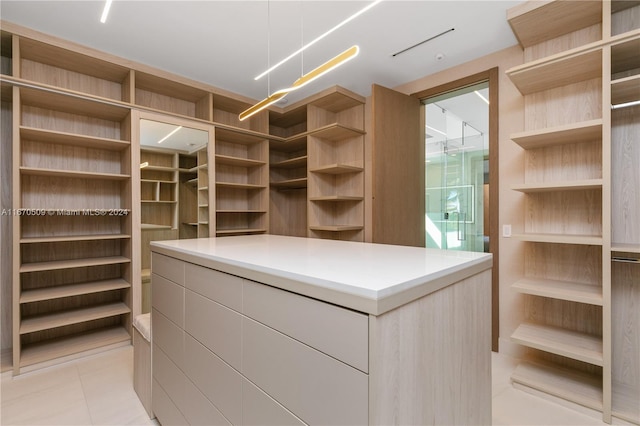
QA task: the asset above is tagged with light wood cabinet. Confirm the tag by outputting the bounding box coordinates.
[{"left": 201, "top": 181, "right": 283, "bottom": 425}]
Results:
[
  {"left": 150, "top": 241, "right": 492, "bottom": 426},
  {"left": 214, "top": 128, "right": 269, "bottom": 236},
  {"left": 1, "top": 22, "right": 372, "bottom": 374},
  {"left": 507, "top": 1, "right": 640, "bottom": 423},
  {"left": 12, "top": 85, "right": 135, "bottom": 374}
]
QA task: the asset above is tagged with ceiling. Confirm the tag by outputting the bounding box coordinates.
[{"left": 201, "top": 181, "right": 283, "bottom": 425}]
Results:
[{"left": 0, "top": 0, "right": 520, "bottom": 105}]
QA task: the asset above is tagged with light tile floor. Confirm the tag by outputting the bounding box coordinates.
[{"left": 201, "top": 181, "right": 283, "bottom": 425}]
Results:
[{"left": 0, "top": 346, "right": 626, "bottom": 425}]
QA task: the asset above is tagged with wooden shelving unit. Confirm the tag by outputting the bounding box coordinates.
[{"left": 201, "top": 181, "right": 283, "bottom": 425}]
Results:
[
  {"left": 307, "top": 89, "right": 365, "bottom": 242},
  {"left": 507, "top": 2, "right": 640, "bottom": 423},
  {"left": 13, "top": 83, "right": 135, "bottom": 373},
  {"left": 269, "top": 109, "right": 308, "bottom": 238},
  {"left": 3, "top": 22, "right": 372, "bottom": 375},
  {"left": 610, "top": 6, "right": 640, "bottom": 423},
  {"left": 215, "top": 127, "right": 268, "bottom": 236},
  {"left": 512, "top": 322, "right": 604, "bottom": 366}
]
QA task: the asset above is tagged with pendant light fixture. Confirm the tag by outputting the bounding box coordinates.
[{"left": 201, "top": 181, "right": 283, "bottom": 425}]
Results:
[{"left": 239, "top": 45, "right": 359, "bottom": 121}]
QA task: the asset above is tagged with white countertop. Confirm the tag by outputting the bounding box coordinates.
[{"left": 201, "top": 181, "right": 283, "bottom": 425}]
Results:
[{"left": 151, "top": 235, "right": 492, "bottom": 315}]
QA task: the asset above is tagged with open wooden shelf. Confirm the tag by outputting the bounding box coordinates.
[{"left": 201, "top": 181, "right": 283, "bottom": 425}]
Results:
[
  {"left": 141, "top": 224, "right": 173, "bottom": 231},
  {"left": 612, "top": 243, "right": 640, "bottom": 254},
  {"left": 270, "top": 178, "right": 308, "bottom": 189},
  {"left": 512, "top": 179, "right": 603, "bottom": 193},
  {"left": 512, "top": 278, "right": 603, "bottom": 306},
  {"left": 216, "top": 182, "right": 265, "bottom": 190},
  {"left": 514, "top": 233, "right": 603, "bottom": 245},
  {"left": 215, "top": 127, "right": 267, "bottom": 145},
  {"left": 20, "top": 302, "right": 130, "bottom": 334},
  {"left": 511, "top": 360, "right": 603, "bottom": 411},
  {"left": 141, "top": 200, "right": 177, "bottom": 204},
  {"left": 216, "top": 210, "right": 266, "bottom": 213},
  {"left": 511, "top": 322, "right": 603, "bottom": 366},
  {"left": 20, "top": 126, "right": 130, "bottom": 151},
  {"left": 215, "top": 155, "right": 265, "bottom": 168},
  {"left": 216, "top": 228, "right": 267, "bottom": 236},
  {"left": 142, "top": 165, "right": 175, "bottom": 172},
  {"left": 612, "top": 74, "right": 640, "bottom": 105},
  {"left": 506, "top": 46, "right": 602, "bottom": 95},
  {"left": 510, "top": 119, "right": 603, "bottom": 149},
  {"left": 20, "top": 167, "right": 130, "bottom": 181},
  {"left": 506, "top": 1, "right": 602, "bottom": 48},
  {"left": 309, "top": 225, "right": 363, "bottom": 232},
  {"left": 309, "top": 195, "right": 364, "bottom": 202},
  {"left": 611, "top": 35, "right": 640, "bottom": 75},
  {"left": 20, "top": 256, "right": 131, "bottom": 273},
  {"left": 20, "top": 86, "right": 131, "bottom": 123},
  {"left": 271, "top": 156, "right": 308, "bottom": 169},
  {"left": 20, "top": 234, "right": 131, "bottom": 244},
  {"left": 20, "top": 279, "right": 131, "bottom": 304},
  {"left": 308, "top": 123, "right": 365, "bottom": 142},
  {"left": 20, "top": 326, "right": 131, "bottom": 368},
  {"left": 310, "top": 164, "right": 363, "bottom": 175}
]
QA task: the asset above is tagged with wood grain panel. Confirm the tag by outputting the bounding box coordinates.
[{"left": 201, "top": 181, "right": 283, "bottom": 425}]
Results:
[
  {"left": 524, "top": 140, "right": 602, "bottom": 183},
  {"left": 269, "top": 188, "right": 307, "bottom": 237},
  {"left": 1, "top": 98, "right": 13, "bottom": 351},
  {"left": 525, "top": 295, "right": 603, "bottom": 337},
  {"left": 135, "top": 88, "right": 195, "bottom": 118},
  {"left": 369, "top": 270, "right": 492, "bottom": 425},
  {"left": 524, "top": 242, "right": 602, "bottom": 285},
  {"left": 611, "top": 105, "right": 640, "bottom": 246},
  {"left": 524, "top": 78, "right": 602, "bottom": 130},
  {"left": 21, "top": 59, "right": 123, "bottom": 101},
  {"left": 611, "top": 261, "right": 640, "bottom": 419},
  {"left": 371, "top": 84, "right": 423, "bottom": 247},
  {"left": 22, "top": 105, "right": 123, "bottom": 140},
  {"left": 612, "top": 3, "right": 640, "bottom": 36},
  {"left": 524, "top": 23, "right": 602, "bottom": 62},
  {"left": 524, "top": 190, "right": 602, "bottom": 235}
]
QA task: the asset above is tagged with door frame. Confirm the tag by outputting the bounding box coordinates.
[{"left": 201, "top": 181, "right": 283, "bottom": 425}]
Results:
[{"left": 412, "top": 68, "right": 500, "bottom": 351}]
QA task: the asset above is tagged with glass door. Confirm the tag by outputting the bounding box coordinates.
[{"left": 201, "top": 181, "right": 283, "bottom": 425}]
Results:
[{"left": 424, "top": 83, "right": 489, "bottom": 252}]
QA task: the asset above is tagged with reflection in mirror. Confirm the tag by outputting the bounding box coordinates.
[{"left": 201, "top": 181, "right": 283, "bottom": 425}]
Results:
[{"left": 139, "top": 119, "right": 209, "bottom": 313}]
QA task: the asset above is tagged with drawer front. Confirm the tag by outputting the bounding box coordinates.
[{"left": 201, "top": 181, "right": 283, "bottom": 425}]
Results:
[
  {"left": 183, "top": 377, "right": 231, "bottom": 426},
  {"left": 184, "top": 334, "right": 242, "bottom": 426},
  {"left": 152, "top": 309, "right": 184, "bottom": 368},
  {"left": 185, "top": 290, "right": 241, "bottom": 370},
  {"left": 185, "top": 263, "right": 242, "bottom": 312},
  {"left": 151, "top": 252, "right": 185, "bottom": 286},
  {"left": 242, "top": 377, "right": 307, "bottom": 426},
  {"left": 243, "top": 280, "right": 369, "bottom": 372},
  {"left": 242, "top": 318, "right": 368, "bottom": 426},
  {"left": 153, "top": 343, "right": 186, "bottom": 414},
  {"left": 152, "top": 379, "right": 188, "bottom": 426},
  {"left": 152, "top": 273, "right": 184, "bottom": 327}
]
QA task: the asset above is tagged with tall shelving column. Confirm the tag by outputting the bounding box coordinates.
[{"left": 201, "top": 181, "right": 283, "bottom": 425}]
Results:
[
  {"left": 13, "top": 86, "right": 134, "bottom": 374},
  {"left": 307, "top": 88, "right": 366, "bottom": 242},
  {"left": 178, "top": 152, "right": 198, "bottom": 239},
  {"left": 609, "top": 1, "right": 640, "bottom": 424},
  {"left": 505, "top": 0, "right": 609, "bottom": 418},
  {"left": 269, "top": 105, "right": 308, "bottom": 237},
  {"left": 140, "top": 147, "right": 178, "bottom": 283}
]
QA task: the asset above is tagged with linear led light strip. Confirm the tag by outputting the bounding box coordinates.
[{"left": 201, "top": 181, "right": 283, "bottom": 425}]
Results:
[
  {"left": 254, "top": 0, "right": 382, "bottom": 81},
  {"left": 240, "top": 45, "right": 359, "bottom": 121},
  {"left": 100, "top": 0, "right": 112, "bottom": 23}
]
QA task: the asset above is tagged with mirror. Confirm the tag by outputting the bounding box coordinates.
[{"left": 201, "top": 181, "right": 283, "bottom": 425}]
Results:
[{"left": 139, "top": 118, "right": 211, "bottom": 313}]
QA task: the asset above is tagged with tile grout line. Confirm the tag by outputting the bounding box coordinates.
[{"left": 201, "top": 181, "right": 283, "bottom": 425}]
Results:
[{"left": 75, "top": 364, "right": 97, "bottom": 426}]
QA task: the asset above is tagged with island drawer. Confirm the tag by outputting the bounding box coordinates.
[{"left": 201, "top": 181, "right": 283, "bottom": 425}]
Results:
[
  {"left": 185, "top": 290, "right": 242, "bottom": 371},
  {"left": 242, "top": 317, "right": 368, "bottom": 425},
  {"left": 152, "top": 378, "right": 187, "bottom": 426},
  {"left": 243, "top": 279, "right": 369, "bottom": 372},
  {"left": 151, "top": 252, "right": 185, "bottom": 286},
  {"left": 242, "top": 377, "right": 307, "bottom": 426},
  {"left": 185, "top": 263, "right": 242, "bottom": 312},
  {"left": 152, "top": 309, "right": 184, "bottom": 368},
  {"left": 184, "top": 334, "right": 242, "bottom": 425},
  {"left": 153, "top": 343, "right": 187, "bottom": 414},
  {"left": 152, "top": 273, "right": 184, "bottom": 327}
]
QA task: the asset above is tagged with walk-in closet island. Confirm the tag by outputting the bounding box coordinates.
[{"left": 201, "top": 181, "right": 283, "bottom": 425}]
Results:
[{"left": 150, "top": 235, "right": 493, "bottom": 425}]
